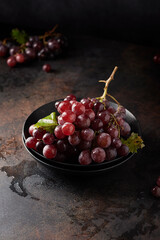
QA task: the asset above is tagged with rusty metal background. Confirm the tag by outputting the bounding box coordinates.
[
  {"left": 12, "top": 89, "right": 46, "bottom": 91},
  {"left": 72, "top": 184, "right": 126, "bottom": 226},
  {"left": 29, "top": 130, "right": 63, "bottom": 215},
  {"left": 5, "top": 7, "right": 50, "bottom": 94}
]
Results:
[{"left": 0, "top": 36, "right": 160, "bottom": 240}]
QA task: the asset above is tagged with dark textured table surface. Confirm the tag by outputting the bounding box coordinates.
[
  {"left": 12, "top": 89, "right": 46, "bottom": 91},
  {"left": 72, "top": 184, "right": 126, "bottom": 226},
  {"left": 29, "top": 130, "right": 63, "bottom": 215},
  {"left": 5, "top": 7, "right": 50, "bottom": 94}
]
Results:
[{"left": 0, "top": 36, "right": 160, "bottom": 240}]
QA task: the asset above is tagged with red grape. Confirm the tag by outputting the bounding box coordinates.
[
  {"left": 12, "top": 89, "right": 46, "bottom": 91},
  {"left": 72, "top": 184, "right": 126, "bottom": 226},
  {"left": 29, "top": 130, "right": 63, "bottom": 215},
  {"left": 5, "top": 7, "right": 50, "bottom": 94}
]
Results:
[
  {"left": 25, "top": 48, "right": 36, "bottom": 59},
  {"left": 85, "top": 109, "right": 95, "bottom": 121},
  {"left": 120, "top": 121, "right": 131, "bottom": 137},
  {"left": 43, "top": 144, "right": 57, "bottom": 159},
  {"left": 7, "top": 56, "right": 17, "bottom": 67},
  {"left": 107, "top": 127, "right": 119, "bottom": 138},
  {"left": 153, "top": 54, "right": 160, "bottom": 64},
  {"left": 94, "top": 102, "right": 104, "bottom": 113},
  {"left": 25, "top": 137, "right": 37, "bottom": 149},
  {"left": 33, "top": 41, "right": 43, "bottom": 52},
  {"left": 36, "top": 141, "right": 45, "bottom": 153},
  {"left": 151, "top": 186, "right": 160, "bottom": 198},
  {"left": 112, "top": 138, "right": 122, "bottom": 149},
  {"left": 117, "top": 144, "right": 130, "bottom": 156},
  {"left": 68, "top": 131, "right": 81, "bottom": 145},
  {"left": 43, "top": 64, "right": 51, "bottom": 73},
  {"left": 42, "top": 133, "right": 55, "bottom": 144},
  {"left": 33, "top": 128, "right": 45, "bottom": 140},
  {"left": 97, "top": 133, "right": 111, "bottom": 148},
  {"left": 56, "top": 140, "right": 67, "bottom": 152},
  {"left": 61, "top": 110, "right": 76, "bottom": 123},
  {"left": 76, "top": 114, "right": 91, "bottom": 129},
  {"left": 72, "top": 102, "right": 85, "bottom": 115},
  {"left": 91, "top": 119, "right": 103, "bottom": 130},
  {"left": 58, "top": 115, "right": 65, "bottom": 125},
  {"left": 107, "top": 106, "right": 116, "bottom": 114},
  {"left": 81, "top": 98, "right": 93, "bottom": 109},
  {"left": 91, "top": 147, "right": 106, "bottom": 163},
  {"left": 55, "top": 101, "right": 61, "bottom": 109},
  {"left": 58, "top": 101, "right": 71, "bottom": 113},
  {"left": 15, "top": 53, "right": 25, "bottom": 63},
  {"left": 81, "top": 128, "right": 95, "bottom": 141},
  {"left": 29, "top": 124, "right": 36, "bottom": 136},
  {"left": 48, "top": 39, "right": 61, "bottom": 51},
  {"left": 54, "top": 125, "right": 66, "bottom": 139},
  {"left": 78, "top": 150, "right": 92, "bottom": 165},
  {"left": 64, "top": 94, "right": 76, "bottom": 101},
  {"left": 62, "top": 122, "right": 75, "bottom": 136},
  {"left": 105, "top": 147, "right": 117, "bottom": 161},
  {"left": 0, "top": 45, "right": 8, "bottom": 57},
  {"left": 97, "top": 110, "right": 110, "bottom": 125}
]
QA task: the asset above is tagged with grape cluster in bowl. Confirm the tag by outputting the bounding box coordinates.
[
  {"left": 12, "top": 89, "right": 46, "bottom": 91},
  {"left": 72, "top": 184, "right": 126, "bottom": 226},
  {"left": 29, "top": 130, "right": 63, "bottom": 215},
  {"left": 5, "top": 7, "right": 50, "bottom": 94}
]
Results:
[
  {"left": 26, "top": 95, "right": 130, "bottom": 165},
  {"left": 0, "top": 26, "right": 68, "bottom": 68},
  {"left": 25, "top": 67, "right": 144, "bottom": 165}
]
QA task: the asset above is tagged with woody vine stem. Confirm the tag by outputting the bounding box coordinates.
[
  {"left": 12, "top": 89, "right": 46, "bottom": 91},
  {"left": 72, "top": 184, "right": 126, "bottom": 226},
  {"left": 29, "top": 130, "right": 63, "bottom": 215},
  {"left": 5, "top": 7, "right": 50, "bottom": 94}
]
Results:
[{"left": 97, "top": 66, "right": 120, "bottom": 105}]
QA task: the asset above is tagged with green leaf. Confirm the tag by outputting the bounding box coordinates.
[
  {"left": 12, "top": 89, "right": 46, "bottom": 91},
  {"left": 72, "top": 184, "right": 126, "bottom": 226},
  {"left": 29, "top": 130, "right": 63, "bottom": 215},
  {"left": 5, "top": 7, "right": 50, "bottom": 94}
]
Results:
[
  {"left": 11, "top": 28, "right": 28, "bottom": 44},
  {"left": 34, "top": 112, "right": 58, "bottom": 133},
  {"left": 121, "top": 132, "right": 145, "bottom": 153}
]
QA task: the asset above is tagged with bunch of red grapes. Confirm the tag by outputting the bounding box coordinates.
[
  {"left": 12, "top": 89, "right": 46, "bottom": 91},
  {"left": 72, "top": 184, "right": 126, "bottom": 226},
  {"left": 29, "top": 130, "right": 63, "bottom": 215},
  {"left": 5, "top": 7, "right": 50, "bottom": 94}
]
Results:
[
  {"left": 0, "top": 35, "right": 67, "bottom": 68},
  {"left": 25, "top": 95, "right": 131, "bottom": 165}
]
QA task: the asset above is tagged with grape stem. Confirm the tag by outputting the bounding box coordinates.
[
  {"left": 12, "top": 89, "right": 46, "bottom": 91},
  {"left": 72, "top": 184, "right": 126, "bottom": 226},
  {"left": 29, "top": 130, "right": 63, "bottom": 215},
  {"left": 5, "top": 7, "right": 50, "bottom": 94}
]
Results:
[
  {"left": 97, "top": 66, "right": 120, "bottom": 105},
  {"left": 39, "top": 24, "right": 61, "bottom": 44},
  {"left": 16, "top": 25, "right": 61, "bottom": 52}
]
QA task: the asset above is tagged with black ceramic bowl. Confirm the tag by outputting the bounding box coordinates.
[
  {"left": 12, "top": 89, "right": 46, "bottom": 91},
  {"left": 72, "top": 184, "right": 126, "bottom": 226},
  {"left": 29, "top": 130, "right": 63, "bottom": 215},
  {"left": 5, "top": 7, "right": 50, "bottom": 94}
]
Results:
[{"left": 22, "top": 100, "right": 141, "bottom": 173}]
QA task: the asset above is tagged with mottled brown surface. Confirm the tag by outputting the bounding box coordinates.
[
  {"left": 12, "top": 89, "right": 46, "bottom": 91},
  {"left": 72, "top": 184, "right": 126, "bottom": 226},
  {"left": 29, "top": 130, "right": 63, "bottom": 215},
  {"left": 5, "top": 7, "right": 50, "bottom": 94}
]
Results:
[{"left": 0, "top": 36, "right": 160, "bottom": 240}]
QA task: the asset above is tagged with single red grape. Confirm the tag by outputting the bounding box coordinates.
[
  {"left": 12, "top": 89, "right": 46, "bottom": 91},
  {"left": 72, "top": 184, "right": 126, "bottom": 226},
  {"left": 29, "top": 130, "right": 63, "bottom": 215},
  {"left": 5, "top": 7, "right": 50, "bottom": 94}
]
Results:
[
  {"left": 58, "top": 115, "right": 65, "bottom": 125},
  {"left": 42, "top": 133, "right": 55, "bottom": 145},
  {"left": 78, "top": 150, "right": 92, "bottom": 165},
  {"left": 105, "top": 147, "right": 117, "bottom": 161},
  {"left": 117, "top": 144, "right": 130, "bottom": 156},
  {"left": 62, "top": 122, "right": 75, "bottom": 136},
  {"left": 43, "top": 145, "right": 57, "bottom": 159},
  {"left": 85, "top": 109, "right": 95, "bottom": 121},
  {"left": 91, "top": 119, "right": 103, "bottom": 130},
  {"left": 68, "top": 131, "right": 81, "bottom": 145},
  {"left": 81, "top": 98, "right": 93, "bottom": 109},
  {"left": 61, "top": 110, "right": 76, "bottom": 123},
  {"left": 54, "top": 125, "right": 66, "bottom": 139},
  {"left": 43, "top": 64, "right": 51, "bottom": 72},
  {"left": 58, "top": 101, "right": 71, "bottom": 114},
  {"left": 81, "top": 128, "right": 95, "bottom": 141},
  {"left": 7, "top": 56, "right": 17, "bottom": 67},
  {"left": 15, "top": 53, "right": 25, "bottom": 63},
  {"left": 29, "top": 124, "right": 36, "bottom": 136},
  {"left": 97, "top": 133, "right": 111, "bottom": 148},
  {"left": 36, "top": 141, "right": 45, "bottom": 153},
  {"left": 107, "top": 127, "right": 119, "bottom": 138},
  {"left": 56, "top": 140, "right": 67, "bottom": 152},
  {"left": 112, "top": 138, "right": 122, "bottom": 149},
  {"left": 25, "top": 137, "right": 37, "bottom": 149},
  {"left": 97, "top": 110, "right": 110, "bottom": 124},
  {"left": 76, "top": 114, "right": 91, "bottom": 129},
  {"left": 107, "top": 106, "right": 116, "bottom": 114},
  {"left": 33, "top": 129, "right": 44, "bottom": 140},
  {"left": 91, "top": 147, "right": 106, "bottom": 163},
  {"left": 64, "top": 94, "right": 76, "bottom": 101},
  {"left": 151, "top": 186, "right": 160, "bottom": 198},
  {"left": 72, "top": 102, "right": 85, "bottom": 115}
]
